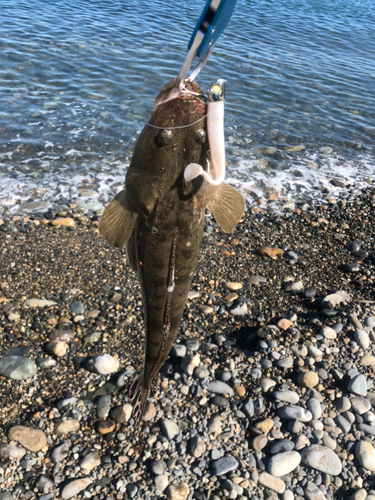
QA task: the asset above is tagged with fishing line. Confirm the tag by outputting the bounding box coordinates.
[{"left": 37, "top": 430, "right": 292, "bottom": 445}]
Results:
[{"left": 145, "top": 110, "right": 210, "bottom": 131}]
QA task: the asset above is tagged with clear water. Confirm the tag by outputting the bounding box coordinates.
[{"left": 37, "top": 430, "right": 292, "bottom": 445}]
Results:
[{"left": 1, "top": 0, "right": 375, "bottom": 212}]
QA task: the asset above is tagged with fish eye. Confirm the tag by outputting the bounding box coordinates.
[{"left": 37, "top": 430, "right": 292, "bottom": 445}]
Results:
[
  {"left": 156, "top": 129, "right": 173, "bottom": 146},
  {"left": 195, "top": 128, "right": 206, "bottom": 144}
]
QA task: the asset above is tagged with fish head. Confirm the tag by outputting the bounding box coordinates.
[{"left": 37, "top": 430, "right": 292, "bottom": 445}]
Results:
[{"left": 125, "top": 79, "right": 209, "bottom": 213}]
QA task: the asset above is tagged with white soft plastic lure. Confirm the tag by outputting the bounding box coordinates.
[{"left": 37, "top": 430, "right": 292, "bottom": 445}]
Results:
[{"left": 184, "top": 79, "right": 226, "bottom": 186}]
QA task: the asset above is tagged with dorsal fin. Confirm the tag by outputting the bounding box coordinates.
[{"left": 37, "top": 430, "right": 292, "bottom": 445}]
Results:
[
  {"left": 208, "top": 183, "right": 245, "bottom": 233},
  {"left": 98, "top": 189, "right": 138, "bottom": 248}
]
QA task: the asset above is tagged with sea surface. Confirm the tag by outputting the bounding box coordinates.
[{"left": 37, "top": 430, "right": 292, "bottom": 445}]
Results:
[{"left": 1, "top": 0, "right": 375, "bottom": 213}]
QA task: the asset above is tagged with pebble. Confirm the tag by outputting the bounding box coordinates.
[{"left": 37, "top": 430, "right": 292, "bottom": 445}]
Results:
[
  {"left": 97, "top": 420, "right": 116, "bottom": 434},
  {"left": 80, "top": 451, "right": 101, "bottom": 470},
  {"left": 355, "top": 441, "right": 375, "bottom": 471},
  {"left": 297, "top": 371, "right": 319, "bottom": 388},
  {"left": 60, "top": 478, "right": 92, "bottom": 499},
  {"left": 261, "top": 378, "right": 277, "bottom": 392},
  {"left": 0, "top": 355, "right": 37, "bottom": 380},
  {"left": 360, "top": 354, "right": 375, "bottom": 366},
  {"left": 278, "top": 406, "right": 312, "bottom": 422},
  {"left": 335, "top": 396, "right": 351, "bottom": 413},
  {"left": 355, "top": 329, "right": 370, "bottom": 349},
  {"left": 321, "top": 293, "right": 346, "bottom": 309},
  {"left": 321, "top": 326, "right": 337, "bottom": 339},
  {"left": 110, "top": 404, "right": 132, "bottom": 423},
  {"left": 307, "top": 398, "right": 322, "bottom": 419},
  {"left": 50, "top": 442, "right": 70, "bottom": 463},
  {"left": 211, "top": 456, "right": 238, "bottom": 475},
  {"left": 54, "top": 419, "right": 80, "bottom": 435},
  {"left": 160, "top": 420, "right": 180, "bottom": 440},
  {"left": 274, "top": 390, "right": 300, "bottom": 404},
  {"left": 93, "top": 354, "right": 120, "bottom": 374},
  {"left": 364, "top": 317, "right": 375, "bottom": 329},
  {"left": 208, "top": 414, "right": 223, "bottom": 434},
  {"left": 348, "top": 374, "right": 367, "bottom": 396},
  {"left": 185, "top": 339, "right": 200, "bottom": 351},
  {"left": 181, "top": 353, "right": 200, "bottom": 375},
  {"left": 277, "top": 319, "right": 294, "bottom": 331},
  {"left": 268, "top": 451, "right": 301, "bottom": 476},
  {"left": 25, "top": 298, "right": 57, "bottom": 308},
  {"left": 225, "top": 282, "right": 243, "bottom": 290},
  {"left": 229, "top": 302, "right": 248, "bottom": 316},
  {"left": 305, "top": 485, "right": 327, "bottom": 500},
  {"left": 301, "top": 445, "right": 342, "bottom": 475},
  {"left": 97, "top": 395, "right": 112, "bottom": 419},
  {"left": 170, "top": 344, "right": 187, "bottom": 358},
  {"left": 8, "top": 425, "right": 47, "bottom": 452},
  {"left": 52, "top": 217, "right": 75, "bottom": 227},
  {"left": 270, "top": 440, "right": 295, "bottom": 454},
  {"left": 260, "top": 247, "right": 284, "bottom": 259},
  {"left": 207, "top": 380, "right": 234, "bottom": 397},
  {"left": 276, "top": 356, "right": 294, "bottom": 369},
  {"left": 252, "top": 434, "right": 268, "bottom": 451},
  {"left": 150, "top": 460, "right": 167, "bottom": 475},
  {"left": 351, "top": 396, "right": 371, "bottom": 414},
  {"left": 258, "top": 472, "right": 285, "bottom": 494},
  {"left": 143, "top": 401, "right": 157, "bottom": 421},
  {"left": 45, "top": 340, "right": 68, "bottom": 357},
  {"left": 167, "top": 483, "right": 189, "bottom": 500},
  {"left": 190, "top": 436, "right": 206, "bottom": 458},
  {"left": 69, "top": 300, "right": 84, "bottom": 315},
  {"left": 155, "top": 475, "right": 169, "bottom": 492},
  {"left": 193, "top": 366, "right": 209, "bottom": 379},
  {"left": 0, "top": 443, "right": 26, "bottom": 460}
]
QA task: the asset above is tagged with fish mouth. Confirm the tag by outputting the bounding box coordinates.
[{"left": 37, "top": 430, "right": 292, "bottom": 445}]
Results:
[{"left": 153, "top": 79, "right": 205, "bottom": 108}]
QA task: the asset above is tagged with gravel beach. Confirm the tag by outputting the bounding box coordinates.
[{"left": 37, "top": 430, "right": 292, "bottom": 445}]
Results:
[{"left": 0, "top": 183, "right": 375, "bottom": 500}]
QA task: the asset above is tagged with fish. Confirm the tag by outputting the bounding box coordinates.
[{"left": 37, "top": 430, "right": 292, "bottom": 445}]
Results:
[{"left": 98, "top": 78, "right": 245, "bottom": 424}]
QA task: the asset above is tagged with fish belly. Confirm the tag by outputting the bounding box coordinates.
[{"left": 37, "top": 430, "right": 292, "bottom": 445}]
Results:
[{"left": 136, "top": 195, "right": 205, "bottom": 387}]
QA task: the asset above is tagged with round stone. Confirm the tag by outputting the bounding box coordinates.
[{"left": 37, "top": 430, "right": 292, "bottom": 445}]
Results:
[
  {"left": 45, "top": 340, "right": 68, "bottom": 357},
  {"left": 211, "top": 456, "right": 238, "bottom": 476},
  {"left": 301, "top": 445, "right": 342, "bottom": 475},
  {"left": 355, "top": 441, "right": 375, "bottom": 471},
  {"left": 150, "top": 460, "right": 168, "bottom": 475},
  {"left": 80, "top": 452, "right": 100, "bottom": 470},
  {"left": 277, "top": 406, "right": 312, "bottom": 422},
  {"left": 268, "top": 451, "right": 301, "bottom": 477},
  {"left": 0, "top": 356, "right": 37, "bottom": 380},
  {"left": 297, "top": 371, "right": 319, "bottom": 388},
  {"left": 54, "top": 419, "right": 80, "bottom": 436},
  {"left": 190, "top": 436, "right": 206, "bottom": 458},
  {"left": 8, "top": 426, "right": 47, "bottom": 452},
  {"left": 167, "top": 483, "right": 189, "bottom": 500},
  {"left": 160, "top": 420, "right": 180, "bottom": 440},
  {"left": 348, "top": 374, "right": 367, "bottom": 396},
  {"left": 351, "top": 397, "right": 371, "bottom": 415},
  {"left": 274, "top": 390, "right": 300, "bottom": 404},
  {"left": 207, "top": 381, "right": 234, "bottom": 397},
  {"left": 51, "top": 442, "right": 70, "bottom": 463},
  {"left": 60, "top": 478, "right": 92, "bottom": 499},
  {"left": 110, "top": 404, "right": 132, "bottom": 423},
  {"left": 93, "top": 354, "right": 120, "bottom": 374},
  {"left": 97, "top": 420, "right": 116, "bottom": 434}
]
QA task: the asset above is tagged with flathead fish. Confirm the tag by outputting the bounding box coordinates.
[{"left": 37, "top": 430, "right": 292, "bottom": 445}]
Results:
[{"left": 99, "top": 79, "right": 245, "bottom": 424}]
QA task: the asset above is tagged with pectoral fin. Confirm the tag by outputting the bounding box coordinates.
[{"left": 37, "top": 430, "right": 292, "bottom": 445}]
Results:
[
  {"left": 208, "top": 183, "right": 245, "bottom": 233},
  {"left": 99, "top": 189, "right": 138, "bottom": 248}
]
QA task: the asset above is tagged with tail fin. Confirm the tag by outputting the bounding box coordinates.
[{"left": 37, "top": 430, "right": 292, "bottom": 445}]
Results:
[{"left": 128, "top": 373, "right": 149, "bottom": 426}]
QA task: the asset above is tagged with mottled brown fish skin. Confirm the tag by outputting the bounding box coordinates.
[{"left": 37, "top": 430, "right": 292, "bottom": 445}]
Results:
[
  {"left": 126, "top": 81, "right": 209, "bottom": 422},
  {"left": 98, "top": 79, "right": 245, "bottom": 424}
]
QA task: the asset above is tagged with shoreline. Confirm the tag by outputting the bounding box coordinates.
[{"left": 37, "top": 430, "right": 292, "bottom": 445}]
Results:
[{"left": 0, "top": 186, "right": 375, "bottom": 499}]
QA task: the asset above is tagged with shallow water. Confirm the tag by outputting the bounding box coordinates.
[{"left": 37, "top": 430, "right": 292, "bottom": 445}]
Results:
[{"left": 1, "top": 0, "right": 375, "bottom": 212}]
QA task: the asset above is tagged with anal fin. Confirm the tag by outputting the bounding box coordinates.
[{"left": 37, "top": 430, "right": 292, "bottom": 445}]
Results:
[
  {"left": 99, "top": 189, "right": 138, "bottom": 248},
  {"left": 208, "top": 183, "right": 245, "bottom": 233}
]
